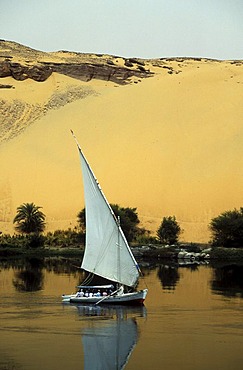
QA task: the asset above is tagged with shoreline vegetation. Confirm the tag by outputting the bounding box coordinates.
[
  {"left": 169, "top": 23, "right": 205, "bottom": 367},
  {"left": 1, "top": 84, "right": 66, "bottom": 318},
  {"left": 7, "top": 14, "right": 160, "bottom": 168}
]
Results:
[
  {"left": 1, "top": 231, "right": 243, "bottom": 261},
  {"left": 1, "top": 203, "right": 243, "bottom": 261}
]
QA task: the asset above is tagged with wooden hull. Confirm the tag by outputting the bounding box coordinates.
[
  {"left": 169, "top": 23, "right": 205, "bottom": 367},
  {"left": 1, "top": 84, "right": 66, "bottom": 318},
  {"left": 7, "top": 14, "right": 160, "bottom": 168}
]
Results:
[{"left": 62, "top": 289, "right": 148, "bottom": 306}]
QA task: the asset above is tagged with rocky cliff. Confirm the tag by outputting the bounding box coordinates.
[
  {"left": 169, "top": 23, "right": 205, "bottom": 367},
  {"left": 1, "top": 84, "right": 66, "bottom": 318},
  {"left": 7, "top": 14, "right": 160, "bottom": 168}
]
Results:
[{"left": 0, "top": 39, "right": 153, "bottom": 84}]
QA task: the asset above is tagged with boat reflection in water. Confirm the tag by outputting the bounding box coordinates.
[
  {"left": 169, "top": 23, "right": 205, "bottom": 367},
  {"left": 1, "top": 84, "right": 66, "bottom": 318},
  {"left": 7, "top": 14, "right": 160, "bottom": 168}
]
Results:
[{"left": 76, "top": 304, "right": 146, "bottom": 370}]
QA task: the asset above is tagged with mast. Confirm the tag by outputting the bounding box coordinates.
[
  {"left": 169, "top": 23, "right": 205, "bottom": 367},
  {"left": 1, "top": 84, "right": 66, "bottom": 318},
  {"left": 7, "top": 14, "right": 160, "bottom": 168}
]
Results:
[{"left": 117, "top": 216, "right": 121, "bottom": 285}]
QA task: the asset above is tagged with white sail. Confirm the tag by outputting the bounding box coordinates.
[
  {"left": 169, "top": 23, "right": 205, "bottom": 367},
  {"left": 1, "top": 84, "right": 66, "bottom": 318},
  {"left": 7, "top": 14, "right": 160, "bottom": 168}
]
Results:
[{"left": 77, "top": 145, "right": 140, "bottom": 287}]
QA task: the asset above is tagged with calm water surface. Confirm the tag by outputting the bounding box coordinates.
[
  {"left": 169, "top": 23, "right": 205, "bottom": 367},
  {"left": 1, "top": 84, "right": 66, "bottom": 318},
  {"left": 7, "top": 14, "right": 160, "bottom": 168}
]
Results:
[{"left": 0, "top": 258, "right": 243, "bottom": 370}]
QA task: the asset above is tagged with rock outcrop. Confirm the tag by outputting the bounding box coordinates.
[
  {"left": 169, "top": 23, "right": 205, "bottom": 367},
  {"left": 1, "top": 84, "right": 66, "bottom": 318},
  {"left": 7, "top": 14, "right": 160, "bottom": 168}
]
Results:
[
  {"left": 0, "top": 40, "right": 153, "bottom": 84},
  {"left": 40, "top": 61, "right": 151, "bottom": 84},
  {"left": 0, "top": 61, "right": 52, "bottom": 81}
]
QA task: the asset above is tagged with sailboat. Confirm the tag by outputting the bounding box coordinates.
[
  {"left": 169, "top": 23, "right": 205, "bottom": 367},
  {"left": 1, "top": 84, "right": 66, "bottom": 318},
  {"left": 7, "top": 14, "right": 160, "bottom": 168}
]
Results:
[{"left": 62, "top": 131, "right": 148, "bottom": 305}]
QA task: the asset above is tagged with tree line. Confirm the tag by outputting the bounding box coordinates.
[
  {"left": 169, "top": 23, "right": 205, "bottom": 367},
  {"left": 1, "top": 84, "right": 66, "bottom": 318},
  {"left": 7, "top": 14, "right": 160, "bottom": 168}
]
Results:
[{"left": 1, "top": 202, "right": 243, "bottom": 249}]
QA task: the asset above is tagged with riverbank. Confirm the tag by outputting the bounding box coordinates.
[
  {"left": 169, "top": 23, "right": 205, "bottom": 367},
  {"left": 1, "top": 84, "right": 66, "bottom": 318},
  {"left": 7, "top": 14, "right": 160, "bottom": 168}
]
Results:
[
  {"left": 0, "top": 245, "right": 84, "bottom": 258},
  {"left": 1, "top": 244, "right": 243, "bottom": 261}
]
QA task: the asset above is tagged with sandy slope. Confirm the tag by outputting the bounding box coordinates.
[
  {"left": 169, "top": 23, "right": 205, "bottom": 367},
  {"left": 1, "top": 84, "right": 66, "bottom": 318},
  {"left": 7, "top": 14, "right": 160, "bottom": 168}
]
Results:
[{"left": 1, "top": 52, "right": 243, "bottom": 242}]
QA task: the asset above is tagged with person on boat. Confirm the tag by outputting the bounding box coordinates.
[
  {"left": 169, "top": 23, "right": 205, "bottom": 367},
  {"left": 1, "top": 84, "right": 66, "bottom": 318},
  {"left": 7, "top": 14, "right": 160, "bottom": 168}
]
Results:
[
  {"left": 102, "top": 290, "right": 108, "bottom": 296},
  {"left": 117, "top": 285, "right": 124, "bottom": 296},
  {"left": 76, "top": 289, "right": 84, "bottom": 297},
  {"left": 96, "top": 290, "right": 101, "bottom": 297},
  {"left": 85, "top": 290, "right": 89, "bottom": 297}
]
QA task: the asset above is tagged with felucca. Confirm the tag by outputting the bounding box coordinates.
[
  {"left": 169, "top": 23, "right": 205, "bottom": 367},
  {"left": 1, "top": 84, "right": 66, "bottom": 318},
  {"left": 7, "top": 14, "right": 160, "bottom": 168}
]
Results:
[{"left": 62, "top": 131, "right": 148, "bottom": 305}]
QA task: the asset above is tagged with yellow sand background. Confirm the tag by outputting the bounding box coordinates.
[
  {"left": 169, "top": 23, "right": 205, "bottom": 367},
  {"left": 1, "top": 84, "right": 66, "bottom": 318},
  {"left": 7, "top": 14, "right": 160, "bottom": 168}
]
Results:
[{"left": 1, "top": 57, "right": 243, "bottom": 242}]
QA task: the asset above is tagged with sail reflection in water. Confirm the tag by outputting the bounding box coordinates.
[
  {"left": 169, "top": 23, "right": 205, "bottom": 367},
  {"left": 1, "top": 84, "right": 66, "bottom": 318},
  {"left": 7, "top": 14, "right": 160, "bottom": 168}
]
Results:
[{"left": 77, "top": 305, "right": 146, "bottom": 370}]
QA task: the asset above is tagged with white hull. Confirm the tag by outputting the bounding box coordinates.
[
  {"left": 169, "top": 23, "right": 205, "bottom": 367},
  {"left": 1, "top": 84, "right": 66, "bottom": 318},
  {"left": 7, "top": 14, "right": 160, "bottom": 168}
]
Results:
[{"left": 62, "top": 289, "right": 148, "bottom": 306}]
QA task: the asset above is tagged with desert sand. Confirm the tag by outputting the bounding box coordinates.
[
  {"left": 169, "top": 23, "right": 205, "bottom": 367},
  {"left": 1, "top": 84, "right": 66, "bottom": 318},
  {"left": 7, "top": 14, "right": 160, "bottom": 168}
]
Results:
[{"left": 1, "top": 41, "right": 243, "bottom": 242}]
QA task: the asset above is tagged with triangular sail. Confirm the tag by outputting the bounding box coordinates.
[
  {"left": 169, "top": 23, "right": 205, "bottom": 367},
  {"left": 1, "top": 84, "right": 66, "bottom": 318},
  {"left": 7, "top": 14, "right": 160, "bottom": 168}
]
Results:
[{"left": 73, "top": 135, "right": 140, "bottom": 287}]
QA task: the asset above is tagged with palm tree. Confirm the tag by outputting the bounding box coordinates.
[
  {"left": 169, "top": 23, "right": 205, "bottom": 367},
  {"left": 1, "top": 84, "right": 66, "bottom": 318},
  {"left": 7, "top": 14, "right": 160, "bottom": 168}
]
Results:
[{"left": 13, "top": 203, "right": 46, "bottom": 234}]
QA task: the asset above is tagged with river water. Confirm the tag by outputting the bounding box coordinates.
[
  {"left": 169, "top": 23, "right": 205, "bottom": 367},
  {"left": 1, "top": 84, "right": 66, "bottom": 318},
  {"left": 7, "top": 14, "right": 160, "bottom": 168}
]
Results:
[{"left": 0, "top": 258, "right": 243, "bottom": 370}]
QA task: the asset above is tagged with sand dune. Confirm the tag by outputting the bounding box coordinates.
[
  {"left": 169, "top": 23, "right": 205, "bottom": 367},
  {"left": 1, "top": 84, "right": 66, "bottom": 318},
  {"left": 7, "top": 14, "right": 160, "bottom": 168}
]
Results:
[{"left": 1, "top": 41, "right": 243, "bottom": 242}]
